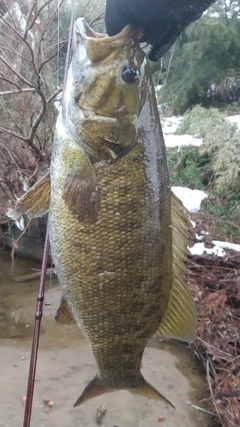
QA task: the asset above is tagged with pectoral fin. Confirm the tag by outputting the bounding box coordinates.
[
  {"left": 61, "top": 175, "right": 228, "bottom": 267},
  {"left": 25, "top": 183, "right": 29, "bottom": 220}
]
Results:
[
  {"left": 155, "top": 192, "right": 196, "bottom": 342},
  {"left": 62, "top": 164, "right": 98, "bottom": 222},
  {"left": 16, "top": 172, "right": 51, "bottom": 218}
]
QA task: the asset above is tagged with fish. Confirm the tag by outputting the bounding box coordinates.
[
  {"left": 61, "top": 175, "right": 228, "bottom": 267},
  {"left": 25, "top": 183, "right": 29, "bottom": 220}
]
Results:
[{"left": 16, "top": 18, "right": 196, "bottom": 408}]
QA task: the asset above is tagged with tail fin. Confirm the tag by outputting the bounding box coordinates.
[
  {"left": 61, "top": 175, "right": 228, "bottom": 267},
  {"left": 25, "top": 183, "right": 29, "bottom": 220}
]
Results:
[
  {"left": 73, "top": 374, "right": 174, "bottom": 408},
  {"left": 131, "top": 376, "right": 174, "bottom": 408},
  {"left": 73, "top": 375, "right": 110, "bottom": 407}
]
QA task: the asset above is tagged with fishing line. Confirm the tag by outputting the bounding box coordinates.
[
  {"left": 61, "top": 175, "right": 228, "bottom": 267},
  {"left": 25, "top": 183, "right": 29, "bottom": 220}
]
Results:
[
  {"left": 57, "top": 0, "right": 60, "bottom": 87},
  {"left": 22, "top": 1, "right": 77, "bottom": 425},
  {"left": 62, "top": 0, "right": 77, "bottom": 99}
]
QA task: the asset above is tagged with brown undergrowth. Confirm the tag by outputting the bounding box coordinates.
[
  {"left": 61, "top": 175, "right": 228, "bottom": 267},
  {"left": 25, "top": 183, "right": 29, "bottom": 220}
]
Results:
[{"left": 187, "top": 253, "right": 240, "bottom": 427}]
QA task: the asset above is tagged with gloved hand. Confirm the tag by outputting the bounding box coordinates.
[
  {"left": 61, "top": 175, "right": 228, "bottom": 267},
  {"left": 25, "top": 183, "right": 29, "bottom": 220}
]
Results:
[{"left": 105, "top": 0, "right": 215, "bottom": 61}]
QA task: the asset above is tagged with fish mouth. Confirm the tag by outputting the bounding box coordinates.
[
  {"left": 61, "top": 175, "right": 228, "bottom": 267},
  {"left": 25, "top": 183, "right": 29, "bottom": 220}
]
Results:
[
  {"left": 75, "top": 18, "right": 103, "bottom": 40},
  {"left": 75, "top": 17, "right": 131, "bottom": 42},
  {"left": 74, "top": 18, "right": 132, "bottom": 63}
]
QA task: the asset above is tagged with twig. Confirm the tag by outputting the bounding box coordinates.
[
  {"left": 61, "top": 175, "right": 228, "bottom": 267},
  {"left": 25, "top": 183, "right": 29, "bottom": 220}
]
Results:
[
  {"left": 0, "top": 88, "right": 37, "bottom": 96},
  {"left": 206, "top": 360, "right": 225, "bottom": 427},
  {"left": 197, "top": 337, "right": 233, "bottom": 361},
  {"left": 186, "top": 401, "right": 216, "bottom": 416}
]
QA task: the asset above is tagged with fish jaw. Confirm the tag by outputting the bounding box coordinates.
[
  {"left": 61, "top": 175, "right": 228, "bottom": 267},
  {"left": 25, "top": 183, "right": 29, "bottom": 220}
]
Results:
[{"left": 62, "top": 18, "right": 148, "bottom": 163}]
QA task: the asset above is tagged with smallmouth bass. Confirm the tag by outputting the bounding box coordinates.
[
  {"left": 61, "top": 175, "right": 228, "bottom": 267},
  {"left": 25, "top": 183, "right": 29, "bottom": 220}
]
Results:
[{"left": 16, "top": 18, "right": 196, "bottom": 408}]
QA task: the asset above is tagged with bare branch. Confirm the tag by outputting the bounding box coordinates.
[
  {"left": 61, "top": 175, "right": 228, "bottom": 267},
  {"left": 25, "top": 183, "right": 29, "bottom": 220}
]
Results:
[
  {"left": 0, "top": 75, "right": 22, "bottom": 90},
  {"left": 0, "top": 125, "right": 28, "bottom": 142},
  {"left": 81, "top": 0, "right": 94, "bottom": 18},
  {"left": 25, "top": 0, "right": 55, "bottom": 36},
  {"left": 27, "top": 91, "right": 47, "bottom": 143},
  {"left": 0, "top": 6, "right": 26, "bottom": 41},
  {"left": 1, "top": 0, "right": 21, "bottom": 34},
  {"left": 0, "top": 124, "right": 44, "bottom": 160},
  {"left": 38, "top": 39, "right": 67, "bottom": 73},
  {"left": 0, "top": 36, "right": 34, "bottom": 64},
  {"left": 46, "top": 87, "right": 62, "bottom": 104},
  {"left": 36, "top": 0, "right": 65, "bottom": 63},
  {"left": 0, "top": 53, "right": 35, "bottom": 88},
  {"left": 0, "top": 97, "right": 23, "bottom": 133},
  {"left": 25, "top": 0, "right": 38, "bottom": 37},
  {"left": 0, "top": 142, "right": 24, "bottom": 173},
  {"left": 0, "top": 6, "right": 39, "bottom": 77},
  {"left": 0, "top": 88, "right": 37, "bottom": 96}
]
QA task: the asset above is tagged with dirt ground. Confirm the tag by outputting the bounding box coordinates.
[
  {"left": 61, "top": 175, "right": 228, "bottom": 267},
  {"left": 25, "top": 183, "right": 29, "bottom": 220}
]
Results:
[{"left": 0, "top": 252, "right": 210, "bottom": 427}]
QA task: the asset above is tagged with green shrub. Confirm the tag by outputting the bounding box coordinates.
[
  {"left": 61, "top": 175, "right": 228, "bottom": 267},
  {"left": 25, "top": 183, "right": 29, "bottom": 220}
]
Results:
[
  {"left": 167, "top": 146, "right": 212, "bottom": 189},
  {"left": 176, "top": 106, "right": 240, "bottom": 195},
  {"left": 167, "top": 106, "right": 240, "bottom": 237}
]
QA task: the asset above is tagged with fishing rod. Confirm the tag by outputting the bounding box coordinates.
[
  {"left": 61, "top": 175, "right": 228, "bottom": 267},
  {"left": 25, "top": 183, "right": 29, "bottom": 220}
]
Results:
[
  {"left": 22, "top": 221, "right": 50, "bottom": 427},
  {"left": 22, "top": 1, "right": 77, "bottom": 425}
]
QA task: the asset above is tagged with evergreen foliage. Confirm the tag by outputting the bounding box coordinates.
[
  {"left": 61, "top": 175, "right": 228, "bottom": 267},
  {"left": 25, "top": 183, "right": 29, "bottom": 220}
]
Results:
[{"left": 157, "top": 1, "right": 240, "bottom": 113}]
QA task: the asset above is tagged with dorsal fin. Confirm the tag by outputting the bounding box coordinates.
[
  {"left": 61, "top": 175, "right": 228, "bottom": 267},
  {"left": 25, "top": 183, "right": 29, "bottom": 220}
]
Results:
[{"left": 154, "top": 192, "right": 196, "bottom": 342}]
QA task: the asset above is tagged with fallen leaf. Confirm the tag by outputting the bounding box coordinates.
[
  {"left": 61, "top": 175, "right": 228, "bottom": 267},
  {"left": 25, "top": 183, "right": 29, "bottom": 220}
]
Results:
[
  {"left": 96, "top": 403, "right": 107, "bottom": 424},
  {"left": 43, "top": 399, "right": 54, "bottom": 412},
  {"left": 157, "top": 417, "right": 165, "bottom": 423}
]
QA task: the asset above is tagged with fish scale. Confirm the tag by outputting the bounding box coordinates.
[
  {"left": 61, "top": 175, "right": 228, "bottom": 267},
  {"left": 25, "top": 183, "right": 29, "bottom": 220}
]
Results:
[
  {"left": 16, "top": 18, "right": 196, "bottom": 409},
  {"left": 51, "top": 140, "right": 170, "bottom": 340}
]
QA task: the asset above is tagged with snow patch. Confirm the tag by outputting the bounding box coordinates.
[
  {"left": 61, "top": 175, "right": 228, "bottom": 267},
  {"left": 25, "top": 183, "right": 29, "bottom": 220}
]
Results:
[
  {"left": 161, "top": 116, "right": 182, "bottom": 134},
  {"left": 161, "top": 115, "right": 203, "bottom": 147},
  {"left": 212, "top": 240, "right": 240, "bottom": 253},
  {"left": 172, "top": 186, "right": 208, "bottom": 213},
  {"left": 226, "top": 115, "right": 240, "bottom": 129},
  {"left": 189, "top": 243, "right": 226, "bottom": 257},
  {"left": 165, "top": 134, "right": 203, "bottom": 148}
]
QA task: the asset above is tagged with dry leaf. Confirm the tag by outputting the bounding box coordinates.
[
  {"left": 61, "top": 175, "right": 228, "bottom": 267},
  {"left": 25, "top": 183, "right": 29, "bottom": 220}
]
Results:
[
  {"left": 96, "top": 403, "right": 107, "bottom": 424},
  {"left": 43, "top": 399, "right": 54, "bottom": 412}
]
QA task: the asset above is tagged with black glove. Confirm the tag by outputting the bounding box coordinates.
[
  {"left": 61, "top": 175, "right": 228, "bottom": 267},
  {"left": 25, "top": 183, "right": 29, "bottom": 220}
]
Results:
[{"left": 105, "top": 0, "right": 215, "bottom": 61}]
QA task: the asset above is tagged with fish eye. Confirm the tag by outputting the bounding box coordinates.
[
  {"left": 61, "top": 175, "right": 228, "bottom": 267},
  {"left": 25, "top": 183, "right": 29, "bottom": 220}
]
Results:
[{"left": 121, "top": 65, "right": 139, "bottom": 84}]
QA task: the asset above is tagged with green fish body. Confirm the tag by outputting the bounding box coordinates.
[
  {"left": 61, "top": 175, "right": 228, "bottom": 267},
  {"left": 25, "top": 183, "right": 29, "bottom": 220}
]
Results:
[{"left": 16, "top": 18, "right": 196, "bottom": 407}]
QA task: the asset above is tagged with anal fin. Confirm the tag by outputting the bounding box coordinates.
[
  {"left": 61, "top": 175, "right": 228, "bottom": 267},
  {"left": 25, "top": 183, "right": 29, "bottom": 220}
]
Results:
[
  {"left": 154, "top": 192, "right": 196, "bottom": 342},
  {"left": 55, "top": 296, "right": 76, "bottom": 325}
]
